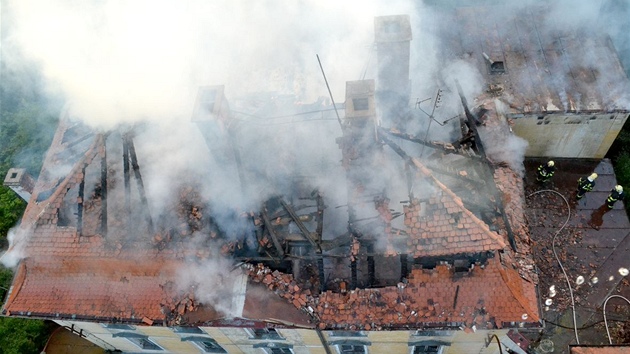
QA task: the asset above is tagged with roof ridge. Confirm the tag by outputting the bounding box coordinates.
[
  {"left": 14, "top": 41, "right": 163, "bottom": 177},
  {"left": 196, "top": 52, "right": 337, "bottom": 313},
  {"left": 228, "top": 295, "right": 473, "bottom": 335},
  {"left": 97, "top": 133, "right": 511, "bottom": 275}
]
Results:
[{"left": 411, "top": 157, "right": 507, "bottom": 250}]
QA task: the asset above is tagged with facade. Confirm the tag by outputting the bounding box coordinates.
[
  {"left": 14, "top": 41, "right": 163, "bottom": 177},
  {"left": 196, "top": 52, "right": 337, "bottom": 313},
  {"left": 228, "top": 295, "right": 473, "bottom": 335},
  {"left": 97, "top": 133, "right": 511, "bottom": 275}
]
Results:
[{"left": 51, "top": 321, "right": 531, "bottom": 353}]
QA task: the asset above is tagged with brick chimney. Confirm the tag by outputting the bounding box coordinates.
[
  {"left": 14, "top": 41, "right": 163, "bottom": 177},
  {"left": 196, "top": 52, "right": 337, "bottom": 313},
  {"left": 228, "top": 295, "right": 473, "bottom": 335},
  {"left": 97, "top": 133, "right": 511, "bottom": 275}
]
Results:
[
  {"left": 3, "top": 168, "right": 35, "bottom": 202},
  {"left": 374, "top": 15, "right": 412, "bottom": 99}
]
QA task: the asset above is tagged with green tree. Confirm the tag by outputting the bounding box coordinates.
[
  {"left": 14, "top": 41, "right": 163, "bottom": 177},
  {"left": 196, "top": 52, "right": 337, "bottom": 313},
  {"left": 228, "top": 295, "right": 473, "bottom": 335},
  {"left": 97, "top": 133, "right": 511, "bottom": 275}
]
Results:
[
  {"left": 0, "top": 267, "right": 51, "bottom": 354},
  {"left": 0, "top": 265, "right": 13, "bottom": 301},
  {"left": 0, "top": 101, "right": 58, "bottom": 177},
  {"left": 0, "top": 101, "right": 58, "bottom": 240},
  {"left": 0, "top": 317, "right": 49, "bottom": 354},
  {"left": 0, "top": 188, "right": 25, "bottom": 242}
]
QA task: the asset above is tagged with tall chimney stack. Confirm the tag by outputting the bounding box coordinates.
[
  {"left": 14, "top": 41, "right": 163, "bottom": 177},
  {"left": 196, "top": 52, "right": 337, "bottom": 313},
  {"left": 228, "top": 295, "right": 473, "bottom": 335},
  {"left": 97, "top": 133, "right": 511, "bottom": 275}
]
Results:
[
  {"left": 374, "top": 15, "right": 412, "bottom": 101},
  {"left": 3, "top": 168, "right": 35, "bottom": 202}
]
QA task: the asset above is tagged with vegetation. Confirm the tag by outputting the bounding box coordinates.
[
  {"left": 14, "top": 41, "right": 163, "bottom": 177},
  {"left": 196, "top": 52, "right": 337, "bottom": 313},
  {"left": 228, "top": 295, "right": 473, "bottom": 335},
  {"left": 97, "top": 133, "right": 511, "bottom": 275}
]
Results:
[
  {"left": 0, "top": 317, "right": 50, "bottom": 354},
  {"left": 0, "top": 265, "right": 52, "bottom": 354},
  {"left": 0, "top": 101, "right": 57, "bottom": 242},
  {"left": 0, "top": 47, "right": 59, "bottom": 353},
  {"left": 607, "top": 119, "right": 630, "bottom": 218}
]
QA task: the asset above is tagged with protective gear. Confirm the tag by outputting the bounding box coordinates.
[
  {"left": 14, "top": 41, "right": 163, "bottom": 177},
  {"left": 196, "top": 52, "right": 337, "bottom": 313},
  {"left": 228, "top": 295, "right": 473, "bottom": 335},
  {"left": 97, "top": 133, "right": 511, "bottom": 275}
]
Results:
[
  {"left": 577, "top": 174, "right": 596, "bottom": 199},
  {"left": 537, "top": 161, "right": 556, "bottom": 183},
  {"left": 607, "top": 185, "right": 625, "bottom": 208}
]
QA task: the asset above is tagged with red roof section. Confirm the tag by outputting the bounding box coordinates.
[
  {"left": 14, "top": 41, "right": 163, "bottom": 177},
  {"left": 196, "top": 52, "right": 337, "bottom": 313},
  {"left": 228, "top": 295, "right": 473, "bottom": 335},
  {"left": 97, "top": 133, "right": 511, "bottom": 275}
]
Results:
[
  {"left": 2, "top": 119, "right": 539, "bottom": 330},
  {"left": 402, "top": 158, "right": 507, "bottom": 257},
  {"left": 248, "top": 256, "right": 539, "bottom": 329},
  {"left": 5, "top": 257, "right": 175, "bottom": 320}
]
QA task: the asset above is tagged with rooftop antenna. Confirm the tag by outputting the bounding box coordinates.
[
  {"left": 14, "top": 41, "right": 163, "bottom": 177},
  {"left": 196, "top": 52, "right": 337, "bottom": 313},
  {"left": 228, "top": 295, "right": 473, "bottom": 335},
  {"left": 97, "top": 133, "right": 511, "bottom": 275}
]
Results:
[
  {"left": 418, "top": 88, "right": 443, "bottom": 157},
  {"left": 316, "top": 54, "right": 344, "bottom": 130}
]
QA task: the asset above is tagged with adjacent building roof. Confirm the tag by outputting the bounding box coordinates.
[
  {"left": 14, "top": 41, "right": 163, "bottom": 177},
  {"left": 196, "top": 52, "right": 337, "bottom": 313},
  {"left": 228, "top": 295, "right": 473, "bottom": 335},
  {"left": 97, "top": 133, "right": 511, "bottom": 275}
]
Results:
[
  {"left": 570, "top": 346, "right": 630, "bottom": 354},
  {"left": 450, "top": 5, "right": 630, "bottom": 114}
]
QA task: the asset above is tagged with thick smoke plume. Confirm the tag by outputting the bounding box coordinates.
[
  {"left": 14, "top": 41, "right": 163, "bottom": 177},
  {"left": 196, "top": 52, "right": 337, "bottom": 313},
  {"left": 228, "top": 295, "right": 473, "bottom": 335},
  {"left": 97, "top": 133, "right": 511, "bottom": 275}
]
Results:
[
  {"left": 4, "top": 0, "right": 411, "bottom": 129},
  {"left": 3, "top": 0, "right": 630, "bottom": 312}
]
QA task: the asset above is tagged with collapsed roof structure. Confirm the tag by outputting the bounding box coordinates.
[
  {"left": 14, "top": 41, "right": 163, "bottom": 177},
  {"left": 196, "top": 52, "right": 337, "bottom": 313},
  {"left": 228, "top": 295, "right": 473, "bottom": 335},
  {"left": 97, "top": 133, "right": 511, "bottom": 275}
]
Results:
[
  {"left": 2, "top": 11, "right": 543, "bottom": 338},
  {"left": 6, "top": 0, "right": 630, "bottom": 351}
]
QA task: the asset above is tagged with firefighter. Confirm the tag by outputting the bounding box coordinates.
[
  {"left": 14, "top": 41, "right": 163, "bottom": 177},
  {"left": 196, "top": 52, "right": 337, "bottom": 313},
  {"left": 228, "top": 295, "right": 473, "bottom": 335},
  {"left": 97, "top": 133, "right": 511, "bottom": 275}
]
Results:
[
  {"left": 577, "top": 173, "right": 597, "bottom": 200},
  {"left": 606, "top": 185, "right": 625, "bottom": 209},
  {"left": 536, "top": 160, "right": 556, "bottom": 183}
]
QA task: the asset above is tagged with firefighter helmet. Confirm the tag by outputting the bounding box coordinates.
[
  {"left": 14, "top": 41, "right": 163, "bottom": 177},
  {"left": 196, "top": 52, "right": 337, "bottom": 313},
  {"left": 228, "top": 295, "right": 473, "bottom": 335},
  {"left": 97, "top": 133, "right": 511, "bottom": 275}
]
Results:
[
  {"left": 615, "top": 185, "right": 623, "bottom": 193},
  {"left": 547, "top": 160, "right": 555, "bottom": 167},
  {"left": 588, "top": 173, "right": 598, "bottom": 181}
]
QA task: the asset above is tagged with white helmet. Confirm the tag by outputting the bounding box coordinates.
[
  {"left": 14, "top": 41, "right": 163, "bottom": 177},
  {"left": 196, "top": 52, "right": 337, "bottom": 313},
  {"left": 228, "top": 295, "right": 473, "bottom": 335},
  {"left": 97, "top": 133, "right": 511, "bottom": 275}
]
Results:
[
  {"left": 547, "top": 160, "right": 555, "bottom": 167},
  {"left": 615, "top": 185, "right": 623, "bottom": 193},
  {"left": 588, "top": 173, "right": 598, "bottom": 181}
]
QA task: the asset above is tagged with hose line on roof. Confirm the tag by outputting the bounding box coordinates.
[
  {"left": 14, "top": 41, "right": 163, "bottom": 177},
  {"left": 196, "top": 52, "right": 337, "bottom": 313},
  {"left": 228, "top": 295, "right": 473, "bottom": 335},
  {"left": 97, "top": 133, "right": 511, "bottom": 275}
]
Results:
[
  {"left": 603, "top": 295, "right": 630, "bottom": 344},
  {"left": 527, "top": 189, "right": 578, "bottom": 344}
]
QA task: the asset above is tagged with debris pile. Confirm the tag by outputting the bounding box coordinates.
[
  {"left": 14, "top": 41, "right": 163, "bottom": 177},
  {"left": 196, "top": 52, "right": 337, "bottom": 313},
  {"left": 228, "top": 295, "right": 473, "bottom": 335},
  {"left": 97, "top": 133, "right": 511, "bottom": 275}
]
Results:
[
  {"left": 160, "top": 280, "right": 198, "bottom": 326},
  {"left": 494, "top": 166, "right": 538, "bottom": 283},
  {"left": 245, "top": 261, "right": 529, "bottom": 330},
  {"left": 246, "top": 263, "right": 318, "bottom": 316}
]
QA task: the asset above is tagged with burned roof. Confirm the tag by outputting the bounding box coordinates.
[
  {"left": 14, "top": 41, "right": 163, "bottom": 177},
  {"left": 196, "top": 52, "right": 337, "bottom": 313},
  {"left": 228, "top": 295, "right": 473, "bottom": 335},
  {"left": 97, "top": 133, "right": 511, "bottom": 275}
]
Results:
[
  {"left": 448, "top": 5, "right": 630, "bottom": 114},
  {"left": 2, "top": 8, "right": 542, "bottom": 332},
  {"left": 1, "top": 105, "right": 540, "bottom": 331}
]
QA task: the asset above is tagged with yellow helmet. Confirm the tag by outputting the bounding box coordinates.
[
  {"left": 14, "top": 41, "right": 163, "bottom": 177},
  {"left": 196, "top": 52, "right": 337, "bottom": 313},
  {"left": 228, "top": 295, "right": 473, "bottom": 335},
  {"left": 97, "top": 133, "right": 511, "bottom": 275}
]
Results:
[
  {"left": 547, "top": 160, "right": 555, "bottom": 167},
  {"left": 615, "top": 185, "right": 623, "bottom": 193},
  {"left": 589, "top": 173, "right": 598, "bottom": 181}
]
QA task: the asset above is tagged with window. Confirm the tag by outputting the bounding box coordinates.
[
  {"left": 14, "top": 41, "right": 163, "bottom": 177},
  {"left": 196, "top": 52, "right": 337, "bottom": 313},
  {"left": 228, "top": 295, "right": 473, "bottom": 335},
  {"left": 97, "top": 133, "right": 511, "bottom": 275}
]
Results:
[
  {"left": 267, "top": 348, "right": 293, "bottom": 354},
  {"left": 249, "top": 328, "right": 283, "bottom": 340},
  {"left": 337, "top": 344, "right": 367, "bottom": 354},
  {"left": 352, "top": 98, "right": 369, "bottom": 111},
  {"left": 112, "top": 332, "right": 163, "bottom": 351},
  {"left": 173, "top": 326, "right": 205, "bottom": 334},
  {"left": 412, "top": 330, "right": 453, "bottom": 337},
  {"left": 192, "top": 339, "right": 227, "bottom": 353},
  {"left": 489, "top": 61, "right": 505, "bottom": 74},
  {"left": 128, "top": 337, "right": 163, "bottom": 351},
  {"left": 412, "top": 345, "right": 444, "bottom": 354},
  {"left": 409, "top": 341, "right": 448, "bottom": 353},
  {"left": 253, "top": 342, "right": 293, "bottom": 353},
  {"left": 329, "top": 331, "right": 367, "bottom": 337},
  {"left": 382, "top": 20, "right": 401, "bottom": 34},
  {"left": 102, "top": 323, "right": 135, "bottom": 330},
  {"left": 181, "top": 336, "right": 226, "bottom": 353}
]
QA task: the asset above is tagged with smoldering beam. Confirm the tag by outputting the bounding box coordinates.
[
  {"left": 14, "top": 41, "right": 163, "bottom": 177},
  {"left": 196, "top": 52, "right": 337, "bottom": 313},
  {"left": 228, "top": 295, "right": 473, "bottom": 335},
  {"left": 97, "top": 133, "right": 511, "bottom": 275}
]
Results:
[
  {"left": 125, "top": 134, "right": 154, "bottom": 235},
  {"left": 280, "top": 199, "right": 320, "bottom": 251},
  {"left": 379, "top": 127, "right": 487, "bottom": 163},
  {"left": 260, "top": 207, "right": 286, "bottom": 258}
]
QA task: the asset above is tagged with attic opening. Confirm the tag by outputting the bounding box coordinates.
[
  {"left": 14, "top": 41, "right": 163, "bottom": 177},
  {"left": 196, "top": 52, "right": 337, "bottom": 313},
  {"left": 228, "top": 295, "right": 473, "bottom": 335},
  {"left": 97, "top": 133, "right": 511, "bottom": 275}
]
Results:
[
  {"left": 10, "top": 172, "right": 18, "bottom": 179},
  {"left": 490, "top": 61, "right": 505, "bottom": 74},
  {"left": 382, "top": 20, "right": 401, "bottom": 34},
  {"left": 353, "top": 98, "right": 369, "bottom": 111}
]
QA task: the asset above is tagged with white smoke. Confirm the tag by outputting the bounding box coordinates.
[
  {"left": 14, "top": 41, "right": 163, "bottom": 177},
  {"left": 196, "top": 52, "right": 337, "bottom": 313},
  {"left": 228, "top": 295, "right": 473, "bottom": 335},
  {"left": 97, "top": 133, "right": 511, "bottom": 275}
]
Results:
[
  {"left": 6, "top": 0, "right": 628, "bottom": 314},
  {"left": 0, "top": 227, "right": 26, "bottom": 268},
  {"left": 3, "top": 0, "right": 416, "bottom": 130},
  {"left": 175, "top": 255, "right": 246, "bottom": 317}
]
